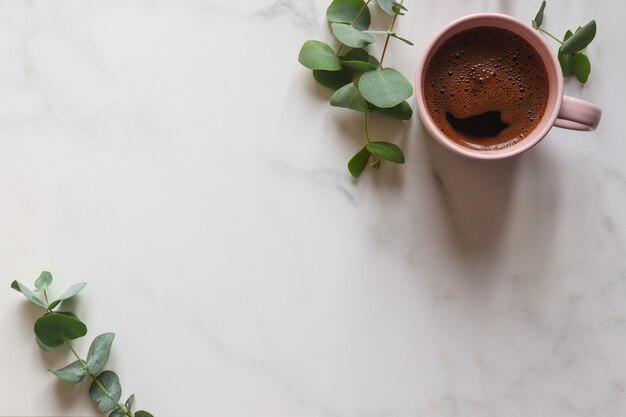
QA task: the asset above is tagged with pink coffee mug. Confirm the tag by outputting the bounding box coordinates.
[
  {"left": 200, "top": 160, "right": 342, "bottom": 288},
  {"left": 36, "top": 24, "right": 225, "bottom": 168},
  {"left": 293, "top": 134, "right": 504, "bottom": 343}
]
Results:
[{"left": 415, "top": 13, "right": 602, "bottom": 160}]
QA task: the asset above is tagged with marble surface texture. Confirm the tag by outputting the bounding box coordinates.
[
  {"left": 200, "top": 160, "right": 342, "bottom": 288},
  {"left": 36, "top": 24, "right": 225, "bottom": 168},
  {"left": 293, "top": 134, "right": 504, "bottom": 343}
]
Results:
[{"left": 1, "top": 0, "right": 624, "bottom": 416}]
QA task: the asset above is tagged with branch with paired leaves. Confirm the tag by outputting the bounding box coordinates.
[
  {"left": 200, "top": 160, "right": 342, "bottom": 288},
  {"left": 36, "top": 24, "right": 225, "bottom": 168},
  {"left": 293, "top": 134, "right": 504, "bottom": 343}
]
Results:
[
  {"left": 532, "top": 1, "right": 597, "bottom": 83},
  {"left": 298, "top": 0, "right": 413, "bottom": 178},
  {"left": 11, "top": 271, "right": 154, "bottom": 417}
]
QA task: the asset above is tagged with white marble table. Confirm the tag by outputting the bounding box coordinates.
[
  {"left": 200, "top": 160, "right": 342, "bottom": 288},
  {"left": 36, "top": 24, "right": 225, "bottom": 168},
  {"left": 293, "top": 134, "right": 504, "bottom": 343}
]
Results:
[{"left": 1, "top": 0, "right": 624, "bottom": 416}]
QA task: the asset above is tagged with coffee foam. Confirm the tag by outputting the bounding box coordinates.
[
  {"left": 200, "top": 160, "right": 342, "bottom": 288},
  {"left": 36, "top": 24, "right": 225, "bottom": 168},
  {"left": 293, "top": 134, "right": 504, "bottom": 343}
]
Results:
[{"left": 424, "top": 27, "right": 549, "bottom": 150}]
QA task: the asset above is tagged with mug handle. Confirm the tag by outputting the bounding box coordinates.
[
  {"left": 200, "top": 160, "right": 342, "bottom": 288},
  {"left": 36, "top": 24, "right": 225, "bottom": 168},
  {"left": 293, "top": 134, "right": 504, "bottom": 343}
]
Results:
[{"left": 554, "top": 95, "right": 602, "bottom": 131}]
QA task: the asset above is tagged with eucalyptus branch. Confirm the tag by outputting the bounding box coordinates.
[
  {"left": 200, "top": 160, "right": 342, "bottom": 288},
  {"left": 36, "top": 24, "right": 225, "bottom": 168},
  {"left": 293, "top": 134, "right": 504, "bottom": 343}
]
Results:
[
  {"left": 11, "top": 271, "right": 154, "bottom": 417},
  {"left": 298, "top": 0, "right": 412, "bottom": 178},
  {"left": 531, "top": 0, "right": 597, "bottom": 83}
]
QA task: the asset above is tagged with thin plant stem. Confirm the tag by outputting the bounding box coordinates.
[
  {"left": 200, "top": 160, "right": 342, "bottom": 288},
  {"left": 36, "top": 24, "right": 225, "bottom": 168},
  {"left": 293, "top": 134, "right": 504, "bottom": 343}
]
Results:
[
  {"left": 364, "top": 113, "right": 379, "bottom": 166},
  {"left": 537, "top": 27, "right": 563, "bottom": 44},
  {"left": 379, "top": 0, "right": 405, "bottom": 68},
  {"left": 351, "top": 0, "right": 371, "bottom": 26}
]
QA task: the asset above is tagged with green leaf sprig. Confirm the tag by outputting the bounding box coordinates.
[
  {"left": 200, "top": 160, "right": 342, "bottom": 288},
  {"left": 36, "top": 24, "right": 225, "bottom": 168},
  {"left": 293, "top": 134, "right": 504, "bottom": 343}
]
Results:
[
  {"left": 298, "top": 0, "right": 413, "bottom": 178},
  {"left": 11, "top": 272, "right": 154, "bottom": 417},
  {"left": 532, "top": 1, "right": 597, "bottom": 83}
]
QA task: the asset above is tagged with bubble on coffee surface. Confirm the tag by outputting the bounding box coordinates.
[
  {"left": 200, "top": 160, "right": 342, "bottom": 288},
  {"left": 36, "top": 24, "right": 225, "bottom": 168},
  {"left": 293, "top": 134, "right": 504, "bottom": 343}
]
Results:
[{"left": 424, "top": 27, "right": 549, "bottom": 150}]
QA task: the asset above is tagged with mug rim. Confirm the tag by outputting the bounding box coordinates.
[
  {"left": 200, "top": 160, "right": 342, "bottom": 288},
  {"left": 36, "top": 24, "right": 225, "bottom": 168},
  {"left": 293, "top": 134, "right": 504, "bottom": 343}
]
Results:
[{"left": 415, "top": 13, "right": 564, "bottom": 160}]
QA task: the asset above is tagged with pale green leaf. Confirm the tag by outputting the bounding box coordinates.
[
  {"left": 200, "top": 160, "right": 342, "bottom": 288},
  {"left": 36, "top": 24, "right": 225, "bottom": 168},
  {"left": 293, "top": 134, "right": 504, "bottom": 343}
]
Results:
[
  {"left": 298, "top": 41, "right": 341, "bottom": 71},
  {"left": 11, "top": 280, "right": 47, "bottom": 308},
  {"left": 89, "top": 371, "right": 122, "bottom": 412},
  {"left": 327, "top": 0, "right": 371, "bottom": 31},
  {"left": 86, "top": 333, "right": 115, "bottom": 374},
  {"left": 358, "top": 68, "right": 413, "bottom": 108},
  {"left": 330, "top": 83, "right": 371, "bottom": 112},
  {"left": 49, "top": 360, "right": 87, "bottom": 384},
  {"left": 34, "top": 271, "right": 53, "bottom": 292},
  {"left": 331, "top": 23, "right": 374, "bottom": 48}
]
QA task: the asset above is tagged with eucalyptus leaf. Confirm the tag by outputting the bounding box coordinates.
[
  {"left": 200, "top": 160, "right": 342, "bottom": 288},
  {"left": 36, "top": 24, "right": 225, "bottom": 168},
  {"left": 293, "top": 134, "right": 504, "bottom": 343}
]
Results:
[
  {"left": 558, "top": 47, "right": 574, "bottom": 77},
  {"left": 572, "top": 53, "right": 591, "bottom": 83},
  {"left": 313, "top": 67, "right": 354, "bottom": 90},
  {"left": 11, "top": 280, "right": 47, "bottom": 308},
  {"left": 561, "top": 20, "right": 596, "bottom": 54},
  {"left": 366, "top": 141, "right": 405, "bottom": 163},
  {"left": 49, "top": 360, "right": 87, "bottom": 384},
  {"left": 125, "top": 394, "right": 135, "bottom": 412},
  {"left": 331, "top": 23, "right": 374, "bottom": 48},
  {"left": 342, "top": 60, "right": 377, "bottom": 71},
  {"left": 342, "top": 48, "right": 379, "bottom": 67},
  {"left": 330, "top": 83, "right": 371, "bottom": 112},
  {"left": 34, "top": 313, "right": 88, "bottom": 347},
  {"left": 135, "top": 411, "right": 154, "bottom": 417},
  {"left": 36, "top": 336, "right": 56, "bottom": 352},
  {"left": 326, "top": 0, "right": 371, "bottom": 31},
  {"left": 373, "top": 101, "right": 413, "bottom": 120},
  {"left": 298, "top": 40, "right": 342, "bottom": 71},
  {"left": 532, "top": 0, "right": 546, "bottom": 29},
  {"left": 375, "top": 0, "right": 396, "bottom": 16},
  {"left": 86, "top": 333, "right": 115, "bottom": 374},
  {"left": 48, "top": 282, "right": 87, "bottom": 310},
  {"left": 358, "top": 68, "right": 413, "bottom": 108},
  {"left": 348, "top": 146, "right": 371, "bottom": 178},
  {"left": 109, "top": 409, "right": 125, "bottom": 417},
  {"left": 89, "top": 371, "right": 122, "bottom": 412},
  {"left": 35, "top": 271, "right": 53, "bottom": 292}
]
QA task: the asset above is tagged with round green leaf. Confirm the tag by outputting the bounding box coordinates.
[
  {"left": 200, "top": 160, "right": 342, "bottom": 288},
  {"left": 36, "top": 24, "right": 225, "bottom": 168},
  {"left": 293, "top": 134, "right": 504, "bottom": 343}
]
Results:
[
  {"left": 313, "top": 67, "right": 355, "bottom": 90},
  {"left": 48, "top": 282, "right": 87, "bottom": 310},
  {"left": 35, "top": 271, "right": 53, "bottom": 292},
  {"left": 572, "top": 53, "right": 591, "bottom": 83},
  {"left": 34, "top": 313, "right": 88, "bottom": 347},
  {"left": 348, "top": 146, "right": 371, "bottom": 178},
  {"left": 135, "top": 411, "right": 155, "bottom": 417},
  {"left": 373, "top": 101, "right": 413, "bottom": 120},
  {"left": 298, "top": 40, "right": 341, "bottom": 71},
  {"left": 86, "top": 333, "right": 115, "bottom": 374},
  {"left": 89, "top": 371, "right": 122, "bottom": 412},
  {"left": 342, "top": 60, "right": 377, "bottom": 71},
  {"left": 561, "top": 20, "right": 596, "bottom": 54},
  {"left": 331, "top": 23, "right": 374, "bottom": 48},
  {"left": 327, "top": 0, "right": 371, "bottom": 31},
  {"left": 36, "top": 336, "right": 56, "bottom": 352},
  {"left": 366, "top": 141, "right": 405, "bottom": 163},
  {"left": 358, "top": 68, "right": 413, "bottom": 108},
  {"left": 49, "top": 360, "right": 87, "bottom": 384},
  {"left": 330, "top": 83, "right": 371, "bottom": 113},
  {"left": 11, "top": 280, "right": 47, "bottom": 308},
  {"left": 342, "top": 48, "right": 379, "bottom": 67}
]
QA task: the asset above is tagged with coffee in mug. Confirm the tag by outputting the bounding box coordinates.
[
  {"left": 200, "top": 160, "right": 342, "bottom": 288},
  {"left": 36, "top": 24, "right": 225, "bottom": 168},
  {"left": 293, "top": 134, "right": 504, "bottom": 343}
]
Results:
[{"left": 424, "top": 27, "right": 549, "bottom": 150}]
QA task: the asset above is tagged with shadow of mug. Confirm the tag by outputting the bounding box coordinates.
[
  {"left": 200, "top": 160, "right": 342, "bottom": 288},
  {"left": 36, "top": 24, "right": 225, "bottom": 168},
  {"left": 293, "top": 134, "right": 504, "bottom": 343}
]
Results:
[{"left": 421, "top": 121, "right": 518, "bottom": 258}]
